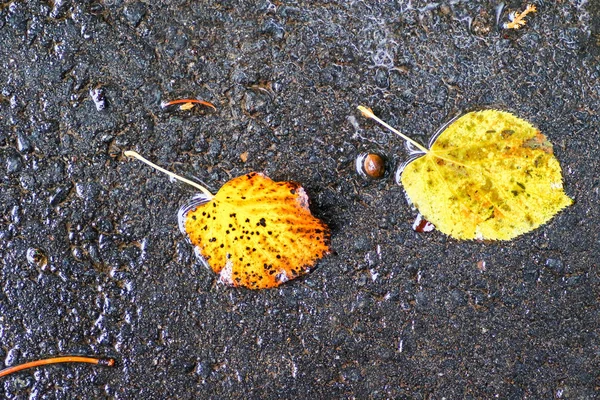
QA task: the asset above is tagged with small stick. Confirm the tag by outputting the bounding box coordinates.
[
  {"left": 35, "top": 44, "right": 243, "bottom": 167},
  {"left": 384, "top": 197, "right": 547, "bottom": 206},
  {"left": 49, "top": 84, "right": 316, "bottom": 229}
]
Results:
[
  {"left": 357, "top": 106, "right": 429, "bottom": 154},
  {"left": 124, "top": 151, "right": 214, "bottom": 199},
  {"left": 0, "top": 356, "right": 115, "bottom": 378},
  {"left": 161, "top": 99, "right": 217, "bottom": 111}
]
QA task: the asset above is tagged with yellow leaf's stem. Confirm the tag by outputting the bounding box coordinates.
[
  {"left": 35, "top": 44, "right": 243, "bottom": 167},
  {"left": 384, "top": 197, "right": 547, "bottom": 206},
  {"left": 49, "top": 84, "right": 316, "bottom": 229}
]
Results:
[
  {"left": 124, "top": 151, "right": 214, "bottom": 199},
  {"left": 357, "top": 106, "right": 429, "bottom": 154}
]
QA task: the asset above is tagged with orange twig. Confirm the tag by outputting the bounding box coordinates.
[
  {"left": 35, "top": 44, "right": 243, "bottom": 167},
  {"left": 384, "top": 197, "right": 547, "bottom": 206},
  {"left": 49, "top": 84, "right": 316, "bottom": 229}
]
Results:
[
  {"left": 160, "top": 98, "right": 217, "bottom": 111},
  {"left": 0, "top": 356, "right": 115, "bottom": 378}
]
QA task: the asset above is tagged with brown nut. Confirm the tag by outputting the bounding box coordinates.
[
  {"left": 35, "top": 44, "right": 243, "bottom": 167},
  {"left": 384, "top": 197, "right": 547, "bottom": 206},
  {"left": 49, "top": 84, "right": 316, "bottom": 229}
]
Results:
[{"left": 356, "top": 152, "right": 386, "bottom": 180}]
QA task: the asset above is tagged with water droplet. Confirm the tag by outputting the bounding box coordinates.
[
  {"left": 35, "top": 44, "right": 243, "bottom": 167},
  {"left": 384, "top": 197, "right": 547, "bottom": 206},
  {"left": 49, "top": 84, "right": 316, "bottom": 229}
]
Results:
[
  {"left": 193, "top": 247, "right": 211, "bottom": 270},
  {"left": 26, "top": 247, "right": 48, "bottom": 269},
  {"left": 356, "top": 152, "right": 386, "bottom": 180},
  {"left": 427, "top": 112, "right": 463, "bottom": 149},
  {"left": 72, "top": 246, "right": 84, "bottom": 261},
  {"left": 178, "top": 193, "right": 212, "bottom": 235}
]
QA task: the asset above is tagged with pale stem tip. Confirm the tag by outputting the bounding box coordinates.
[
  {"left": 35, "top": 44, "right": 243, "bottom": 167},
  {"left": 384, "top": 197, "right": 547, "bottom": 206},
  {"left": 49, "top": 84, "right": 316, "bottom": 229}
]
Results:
[
  {"left": 357, "top": 105, "right": 429, "bottom": 154},
  {"left": 357, "top": 105, "right": 374, "bottom": 118}
]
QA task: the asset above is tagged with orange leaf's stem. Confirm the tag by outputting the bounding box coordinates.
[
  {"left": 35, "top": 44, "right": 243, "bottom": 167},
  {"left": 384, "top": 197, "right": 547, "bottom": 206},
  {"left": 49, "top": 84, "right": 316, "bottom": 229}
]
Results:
[
  {"left": 161, "top": 99, "right": 217, "bottom": 111},
  {"left": 124, "top": 151, "right": 214, "bottom": 198},
  {"left": 0, "top": 356, "right": 115, "bottom": 378},
  {"left": 357, "top": 105, "right": 429, "bottom": 154}
]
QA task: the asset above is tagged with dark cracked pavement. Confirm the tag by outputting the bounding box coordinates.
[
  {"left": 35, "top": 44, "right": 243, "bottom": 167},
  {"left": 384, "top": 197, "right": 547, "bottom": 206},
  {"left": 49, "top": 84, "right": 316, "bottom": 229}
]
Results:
[{"left": 1, "top": 1, "right": 599, "bottom": 399}]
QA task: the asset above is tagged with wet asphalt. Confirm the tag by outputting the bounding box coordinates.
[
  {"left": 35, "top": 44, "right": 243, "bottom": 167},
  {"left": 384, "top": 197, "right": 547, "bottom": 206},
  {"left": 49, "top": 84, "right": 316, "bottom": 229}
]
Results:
[{"left": 1, "top": 1, "right": 599, "bottom": 399}]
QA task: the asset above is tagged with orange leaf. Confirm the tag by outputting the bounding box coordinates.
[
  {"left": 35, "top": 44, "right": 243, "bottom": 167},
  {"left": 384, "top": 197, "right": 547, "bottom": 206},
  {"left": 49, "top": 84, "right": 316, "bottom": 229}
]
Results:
[
  {"left": 124, "top": 151, "right": 331, "bottom": 289},
  {"left": 182, "top": 172, "right": 331, "bottom": 289}
]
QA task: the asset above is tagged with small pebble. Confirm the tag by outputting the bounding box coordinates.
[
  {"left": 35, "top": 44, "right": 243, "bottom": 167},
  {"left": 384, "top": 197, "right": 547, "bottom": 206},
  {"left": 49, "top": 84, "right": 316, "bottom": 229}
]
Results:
[
  {"left": 261, "top": 19, "right": 285, "bottom": 40},
  {"left": 90, "top": 87, "right": 106, "bottom": 111},
  {"left": 440, "top": 4, "right": 451, "bottom": 16},
  {"left": 545, "top": 258, "right": 564, "bottom": 274},
  {"left": 123, "top": 2, "right": 146, "bottom": 27},
  {"left": 49, "top": 184, "right": 72, "bottom": 206},
  {"left": 17, "top": 134, "right": 32, "bottom": 153},
  {"left": 6, "top": 154, "right": 23, "bottom": 174},
  {"left": 27, "top": 247, "right": 48, "bottom": 269}
]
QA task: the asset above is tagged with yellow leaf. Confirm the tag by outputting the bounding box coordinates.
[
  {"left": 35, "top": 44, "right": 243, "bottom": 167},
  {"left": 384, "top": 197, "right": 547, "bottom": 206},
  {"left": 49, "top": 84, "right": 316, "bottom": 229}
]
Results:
[
  {"left": 183, "top": 172, "right": 331, "bottom": 288},
  {"left": 359, "top": 107, "right": 573, "bottom": 240}
]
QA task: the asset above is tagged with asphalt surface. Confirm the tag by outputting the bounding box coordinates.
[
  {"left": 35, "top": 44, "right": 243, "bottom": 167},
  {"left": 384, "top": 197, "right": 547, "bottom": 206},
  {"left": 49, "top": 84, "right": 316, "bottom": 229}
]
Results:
[{"left": 1, "top": 1, "right": 599, "bottom": 399}]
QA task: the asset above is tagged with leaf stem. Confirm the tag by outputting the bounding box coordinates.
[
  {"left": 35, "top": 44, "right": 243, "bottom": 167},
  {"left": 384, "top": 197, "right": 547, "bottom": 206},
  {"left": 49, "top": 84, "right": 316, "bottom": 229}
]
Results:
[
  {"left": 357, "top": 106, "right": 429, "bottom": 154},
  {"left": 0, "top": 356, "right": 115, "bottom": 378},
  {"left": 124, "top": 151, "right": 215, "bottom": 199}
]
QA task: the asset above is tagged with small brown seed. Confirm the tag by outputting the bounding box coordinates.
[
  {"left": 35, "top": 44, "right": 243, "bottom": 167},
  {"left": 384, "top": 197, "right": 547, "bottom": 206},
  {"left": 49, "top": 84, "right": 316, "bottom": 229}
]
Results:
[{"left": 363, "top": 153, "right": 385, "bottom": 179}]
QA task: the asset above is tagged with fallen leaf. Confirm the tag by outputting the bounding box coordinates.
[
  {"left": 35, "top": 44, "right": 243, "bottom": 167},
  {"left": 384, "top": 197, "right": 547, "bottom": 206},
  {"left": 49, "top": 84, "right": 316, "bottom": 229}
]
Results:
[
  {"left": 503, "top": 4, "right": 537, "bottom": 30},
  {"left": 182, "top": 172, "right": 331, "bottom": 289},
  {"left": 359, "top": 107, "right": 573, "bottom": 240},
  {"left": 124, "top": 151, "right": 330, "bottom": 289},
  {"left": 240, "top": 151, "right": 249, "bottom": 162}
]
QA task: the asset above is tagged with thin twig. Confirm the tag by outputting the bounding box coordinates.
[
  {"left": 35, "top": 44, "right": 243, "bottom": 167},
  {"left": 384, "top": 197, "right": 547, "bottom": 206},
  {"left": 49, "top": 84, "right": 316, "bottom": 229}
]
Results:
[
  {"left": 160, "top": 99, "right": 217, "bottom": 111},
  {"left": 0, "top": 356, "right": 115, "bottom": 378}
]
